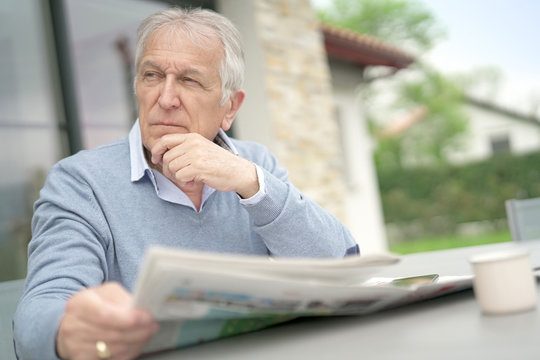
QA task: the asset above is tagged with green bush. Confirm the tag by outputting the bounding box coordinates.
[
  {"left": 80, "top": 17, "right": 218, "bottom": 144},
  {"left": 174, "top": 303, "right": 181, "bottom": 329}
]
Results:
[{"left": 378, "top": 151, "right": 540, "bottom": 237}]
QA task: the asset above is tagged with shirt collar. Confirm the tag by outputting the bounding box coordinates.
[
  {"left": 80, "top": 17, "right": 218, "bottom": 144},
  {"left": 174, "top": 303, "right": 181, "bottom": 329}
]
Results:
[
  {"left": 215, "top": 128, "right": 239, "bottom": 155},
  {"left": 129, "top": 119, "right": 148, "bottom": 182}
]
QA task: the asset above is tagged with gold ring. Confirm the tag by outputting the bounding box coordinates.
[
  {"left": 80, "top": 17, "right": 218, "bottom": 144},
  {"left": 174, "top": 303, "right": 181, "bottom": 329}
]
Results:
[{"left": 96, "top": 340, "right": 111, "bottom": 359}]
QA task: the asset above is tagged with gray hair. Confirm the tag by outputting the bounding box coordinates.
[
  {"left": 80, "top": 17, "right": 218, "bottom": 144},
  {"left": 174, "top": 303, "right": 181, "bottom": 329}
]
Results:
[{"left": 134, "top": 7, "right": 244, "bottom": 104}]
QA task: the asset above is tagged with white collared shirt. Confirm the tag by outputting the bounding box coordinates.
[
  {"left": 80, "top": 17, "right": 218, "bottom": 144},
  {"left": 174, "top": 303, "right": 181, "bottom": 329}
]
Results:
[{"left": 128, "top": 120, "right": 266, "bottom": 211}]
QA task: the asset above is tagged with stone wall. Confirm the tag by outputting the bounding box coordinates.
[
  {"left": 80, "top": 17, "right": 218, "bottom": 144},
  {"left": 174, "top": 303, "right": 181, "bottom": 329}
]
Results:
[{"left": 252, "top": 0, "right": 348, "bottom": 222}]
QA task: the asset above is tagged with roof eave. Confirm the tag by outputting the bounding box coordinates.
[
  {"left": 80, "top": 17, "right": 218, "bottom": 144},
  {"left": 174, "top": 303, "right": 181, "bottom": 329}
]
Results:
[{"left": 322, "top": 24, "right": 415, "bottom": 69}]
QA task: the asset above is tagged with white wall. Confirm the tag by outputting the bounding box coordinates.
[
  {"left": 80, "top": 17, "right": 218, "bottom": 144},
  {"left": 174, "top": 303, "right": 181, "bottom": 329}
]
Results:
[
  {"left": 217, "top": 0, "right": 276, "bottom": 153},
  {"left": 446, "top": 103, "right": 540, "bottom": 164},
  {"left": 330, "top": 61, "right": 388, "bottom": 254}
]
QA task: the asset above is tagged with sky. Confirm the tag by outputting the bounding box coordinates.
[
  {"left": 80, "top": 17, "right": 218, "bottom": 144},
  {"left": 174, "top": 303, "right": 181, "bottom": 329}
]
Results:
[
  {"left": 312, "top": 0, "right": 540, "bottom": 115},
  {"left": 422, "top": 0, "right": 540, "bottom": 113}
]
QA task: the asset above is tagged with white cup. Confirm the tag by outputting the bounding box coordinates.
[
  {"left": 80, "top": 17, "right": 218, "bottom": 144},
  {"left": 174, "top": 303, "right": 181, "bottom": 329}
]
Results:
[{"left": 469, "top": 248, "right": 537, "bottom": 315}]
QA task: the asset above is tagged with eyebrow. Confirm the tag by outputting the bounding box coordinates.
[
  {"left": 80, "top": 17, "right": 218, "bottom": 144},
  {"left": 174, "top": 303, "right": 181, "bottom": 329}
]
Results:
[
  {"left": 139, "top": 60, "right": 204, "bottom": 77},
  {"left": 139, "top": 60, "right": 161, "bottom": 71}
]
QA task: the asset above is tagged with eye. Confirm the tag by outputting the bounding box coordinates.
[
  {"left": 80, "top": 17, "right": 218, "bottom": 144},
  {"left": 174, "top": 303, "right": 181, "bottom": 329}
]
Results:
[
  {"left": 142, "top": 71, "right": 160, "bottom": 80},
  {"left": 183, "top": 77, "right": 200, "bottom": 85}
]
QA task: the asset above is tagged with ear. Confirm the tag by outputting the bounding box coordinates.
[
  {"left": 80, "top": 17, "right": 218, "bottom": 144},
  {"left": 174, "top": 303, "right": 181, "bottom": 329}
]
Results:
[{"left": 221, "top": 90, "right": 245, "bottom": 131}]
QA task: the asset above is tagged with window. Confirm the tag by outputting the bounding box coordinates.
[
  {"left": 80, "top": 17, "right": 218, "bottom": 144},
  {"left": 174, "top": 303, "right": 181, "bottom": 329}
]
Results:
[
  {"left": 0, "top": 0, "right": 66, "bottom": 281},
  {"left": 0, "top": 0, "right": 215, "bottom": 281},
  {"left": 490, "top": 134, "right": 511, "bottom": 154},
  {"left": 64, "top": 0, "right": 168, "bottom": 149}
]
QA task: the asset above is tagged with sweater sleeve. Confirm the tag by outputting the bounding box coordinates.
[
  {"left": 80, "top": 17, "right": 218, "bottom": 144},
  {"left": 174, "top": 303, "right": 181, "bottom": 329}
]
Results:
[
  {"left": 239, "top": 143, "right": 359, "bottom": 258},
  {"left": 13, "top": 162, "right": 111, "bottom": 360}
]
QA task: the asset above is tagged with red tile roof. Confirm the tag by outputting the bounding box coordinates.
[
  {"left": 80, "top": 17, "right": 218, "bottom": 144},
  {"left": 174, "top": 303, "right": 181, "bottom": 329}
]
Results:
[{"left": 321, "top": 23, "right": 415, "bottom": 69}]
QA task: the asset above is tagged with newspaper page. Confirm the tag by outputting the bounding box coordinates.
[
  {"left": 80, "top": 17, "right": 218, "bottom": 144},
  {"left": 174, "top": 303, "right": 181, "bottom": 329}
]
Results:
[{"left": 132, "top": 247, "right": 471, "bottom": 353}]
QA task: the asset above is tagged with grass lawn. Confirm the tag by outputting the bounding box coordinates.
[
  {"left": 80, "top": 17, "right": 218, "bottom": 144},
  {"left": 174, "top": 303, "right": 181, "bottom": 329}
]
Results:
[{"left": 389, "top": 230, "right": 512, "bottom": 255}]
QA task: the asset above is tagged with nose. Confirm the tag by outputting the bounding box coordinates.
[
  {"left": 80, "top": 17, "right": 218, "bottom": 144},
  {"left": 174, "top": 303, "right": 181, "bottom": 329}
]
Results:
[{"left": 158, "top": 76, "right": 181, "bottom": 109}]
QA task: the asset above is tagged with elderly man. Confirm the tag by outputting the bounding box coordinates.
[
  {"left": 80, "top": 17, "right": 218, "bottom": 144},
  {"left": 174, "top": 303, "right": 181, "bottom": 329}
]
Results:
[{"left": 14, "top": 7, "right": 358, "bottom": 360}]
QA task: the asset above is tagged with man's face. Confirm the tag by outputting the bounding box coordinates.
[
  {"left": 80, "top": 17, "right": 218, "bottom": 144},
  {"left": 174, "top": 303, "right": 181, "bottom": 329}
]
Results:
[{"left": 135, "top": 28, "right": 238, "bottom": 151}]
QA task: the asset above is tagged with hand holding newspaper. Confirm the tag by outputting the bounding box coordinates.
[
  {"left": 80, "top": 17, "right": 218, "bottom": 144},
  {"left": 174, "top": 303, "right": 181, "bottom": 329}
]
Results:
[{"left": 132, "top": 246, "right": 472, "bottom": 353}]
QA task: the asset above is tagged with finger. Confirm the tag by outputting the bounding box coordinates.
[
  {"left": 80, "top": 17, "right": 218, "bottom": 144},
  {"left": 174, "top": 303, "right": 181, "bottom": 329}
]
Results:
[
  {"left": 95, "top": 301, "right": 147, "bottom": 331},
  {"left": 100, "top": 317, "right": 159, "bottom": 346},
  {"left": 93, "top": 282, "right": 132, "bottom": 306},
  {"left": 58, "top": 307, "right": 101, "bottom": 344},
  {"left": 168, "top": 148, "right": 235, "bottom": 190},
  {"left": 171, "top": 164, "right": 197, "bottom": 186},
  {"left": 151, "top": 134, "right": 186, "bottom": 165},
  {"left": 95, "top": 283, "right": 157, "bottom": 328},
  {"left": 150, "top": 139, "right": 169, "bottom": 165},
  {"left": 91, "top": 314, "right": 159, "bottom": 360},
  {"left": 161, "top": 144, "right": 188, "bottom": 174},
  {"left": 72, "top": 285, "right": 148, "bottom": 331}
]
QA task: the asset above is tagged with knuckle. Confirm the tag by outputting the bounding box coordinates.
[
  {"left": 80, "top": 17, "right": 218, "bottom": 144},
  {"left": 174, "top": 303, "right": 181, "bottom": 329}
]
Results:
[
  {"left": 106, "top": 331, "right": 123, "bottom": 344},
  {"left": 59, "top": 318, "right": 76, "bottom": 338},
  {"left": 110, "top": 344, "right": 128, "bottom": 359},
  {"left": 95, "top": 308, "right": 111, "bottom": 326},
  {"left": 167, "top": 160, "right": 177, "bottom": 175},
  {"left": 161, "top": 151, "right": 172, "bottom": 164},
  {"left": 174, "top": 169, "right": 184, "bottom": 182}
]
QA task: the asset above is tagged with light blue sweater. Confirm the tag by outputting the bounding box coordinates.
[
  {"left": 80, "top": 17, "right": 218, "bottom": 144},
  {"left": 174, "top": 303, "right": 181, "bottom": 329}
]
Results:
[{"left": 13, "top": 135, "right": 358, "bottom": 359}]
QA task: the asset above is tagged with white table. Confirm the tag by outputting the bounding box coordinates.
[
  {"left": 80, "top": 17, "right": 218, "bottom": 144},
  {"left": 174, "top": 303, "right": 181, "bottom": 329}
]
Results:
[{"left": 145, "top": 241, "right": 540, "bottom": 360}]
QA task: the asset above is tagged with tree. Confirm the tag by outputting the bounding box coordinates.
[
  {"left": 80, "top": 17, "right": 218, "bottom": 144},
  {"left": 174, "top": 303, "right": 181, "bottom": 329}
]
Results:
[
  {"left": 317, "top": 0, "right": 469, "bottom": 170},
  {"left": 318, "top": 0, "right": 445, "bottom": 54},
  {"left": 373, "top": 65, "right": 468, "bottom": 169}
]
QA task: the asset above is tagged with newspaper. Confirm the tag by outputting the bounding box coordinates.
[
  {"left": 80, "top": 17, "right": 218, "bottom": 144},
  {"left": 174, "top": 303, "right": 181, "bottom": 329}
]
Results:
[{"left": 132, "top": 246, "right": 472, "bottom": 353}]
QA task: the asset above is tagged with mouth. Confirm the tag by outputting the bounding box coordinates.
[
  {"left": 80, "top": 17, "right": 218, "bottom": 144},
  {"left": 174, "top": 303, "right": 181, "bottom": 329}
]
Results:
[
  {"left": 154, "top": 122, "right": 189, "bottom": 133},
  {"left": 154, "top": 121, "right": 183, "bottom": 127}
]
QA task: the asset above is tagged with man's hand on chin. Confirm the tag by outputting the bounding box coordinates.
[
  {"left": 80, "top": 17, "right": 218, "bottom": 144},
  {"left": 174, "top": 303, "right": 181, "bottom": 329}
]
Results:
[{"left": 149, "top": 133, "right": 259, "bottom": 198}]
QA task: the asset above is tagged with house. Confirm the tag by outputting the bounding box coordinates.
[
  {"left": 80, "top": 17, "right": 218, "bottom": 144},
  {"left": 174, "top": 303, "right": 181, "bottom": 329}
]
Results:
[
  {"left": 447, "top": 96, "right": 540, "bottom": 164},
  {"left": 376, "top": 93, "right": 540, "bottom": 166}
]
